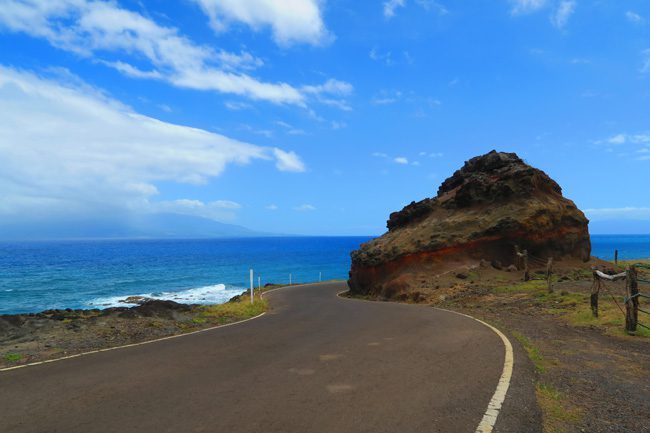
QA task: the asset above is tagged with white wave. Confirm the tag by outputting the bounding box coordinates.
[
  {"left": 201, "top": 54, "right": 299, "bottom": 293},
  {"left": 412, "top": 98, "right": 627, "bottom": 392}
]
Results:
[{"left": 87, "top": 284, "right": 245, "bottom": 308}]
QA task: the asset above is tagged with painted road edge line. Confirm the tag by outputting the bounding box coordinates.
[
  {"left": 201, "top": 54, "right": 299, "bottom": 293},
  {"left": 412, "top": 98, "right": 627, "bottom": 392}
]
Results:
[
  {"left": 337, "top": 290, "right": 514, "bottom": 433},
  {"left": 0, "top": 282, "right": 321, "bottom": 373},
  {"left": 435, "top": 308, "right": 514, "bottom": 433}
]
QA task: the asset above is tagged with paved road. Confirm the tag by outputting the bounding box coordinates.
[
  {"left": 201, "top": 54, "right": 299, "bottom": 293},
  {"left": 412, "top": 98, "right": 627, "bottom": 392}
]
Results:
[{"left": 1, "top": 282, "right": 508, "bottom": 433}]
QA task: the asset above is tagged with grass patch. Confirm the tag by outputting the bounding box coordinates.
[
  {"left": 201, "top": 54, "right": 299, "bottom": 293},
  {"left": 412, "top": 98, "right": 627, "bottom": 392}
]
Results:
[
  {"left": 492, "top": 279, "right": 547, "bottom": 294},
  {"left": 567, "top": 294, "right": 650, "bottom": 338},
  {"left": 195, "top": 295, "right": 267, "bottom": 325},
  {"left": 3, "top": 352, "right": 22, "bottom": 363},
  {"left": 512, "top": 331, "right": 546, "bottom": 373},
  {"left": 536, "top": 382, "right": 583, "bottom": 433}
]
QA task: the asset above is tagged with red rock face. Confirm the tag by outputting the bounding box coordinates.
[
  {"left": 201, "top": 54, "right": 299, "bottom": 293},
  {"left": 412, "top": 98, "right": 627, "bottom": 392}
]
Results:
[{"left": 348, "top": 151, "right": 591, "bottom": 297}]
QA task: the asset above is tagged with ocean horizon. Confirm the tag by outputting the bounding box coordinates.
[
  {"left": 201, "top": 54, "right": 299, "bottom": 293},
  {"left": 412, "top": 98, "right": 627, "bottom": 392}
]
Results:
[{"left": 0, "top": 234, "right": 648, "bottom": 315}]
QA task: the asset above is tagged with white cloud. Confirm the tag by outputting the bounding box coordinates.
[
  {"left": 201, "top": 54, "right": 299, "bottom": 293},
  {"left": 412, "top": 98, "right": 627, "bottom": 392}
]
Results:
[
  {"left": 192, "top": 0, "right": 330, "bottom": 46},
  {"left": 394, "top": 157, "right": 409, "bottom": 164},
  {"left": 383, "top": 0, "right": 446, "bottom": 18},
  {"left": 551, "top": 1, "right": 576, "bottom": 29},
  {"left": 626, "top": 11, "right": 644, "bottom": 24},
  {"left": 384, "top": 0, "right": 406, "bottom": 18},
  {"left": 510, "top": 0, "right": 546, "bottom": 15},
  {"left": 275, "top": 120, "right": 306, "bottom": 135},
  {"left": 371, "top": 90, "right": 402, "bottom": 105},
  {"left": 415, "top": 0, "right": 448, "bottom": 15},
  {"left": 585, "top": 207, "right": 650, "bottom": 221},
  {"left": 0, "top": 0, "right": 348, "bottom": 106},
  {"left": 420, "top": 151, "right": 444, "bottom": 158},
  {"left": 265, "top": 204, "right": 279, "bottom": 211},
  {"left": 239, "top": 124, "right": 273, "bottom": 138},
  {"left": 604, "top": 133, "right": 650, "bottom": 146},
  {"left": 372, "top": 152, "right": 389, "bottom": 158},
  {"left": 224, "top": 101, "right": 253, "bottom": 111},
  {"left": 0, "top": 66, "right": 303, "bottom": 220},
  {"left": 155, "top": 199, "right": 242, "bottom": 220},
  {"left": 294, "top": 204, "right": 316, "bottom": 211},
  {"left": 608, "top": 134, "right": 627, "bottom": 145},
  {"left": 372, "top": 97, "right": 399, "bottom": 105},
  {"left": 272, "top": 148, "right": 306, "bottom": 172},
  {"left": 301, "top": 79, "right": 353, "bottom": 110},
  {"left": 215, "top": 50, "right": 264, "bottom": 71},
  {"left": 642, "top": 49, "right": 650, "bottom": 74},
  {"left": 369, "top": 47, "right": 393, "bottom": 65}
]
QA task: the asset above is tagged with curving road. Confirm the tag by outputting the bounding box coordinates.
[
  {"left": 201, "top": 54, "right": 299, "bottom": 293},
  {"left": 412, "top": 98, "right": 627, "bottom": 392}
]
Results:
[{"left": 1, "top": 282, "right": 514, "bottom": 433}]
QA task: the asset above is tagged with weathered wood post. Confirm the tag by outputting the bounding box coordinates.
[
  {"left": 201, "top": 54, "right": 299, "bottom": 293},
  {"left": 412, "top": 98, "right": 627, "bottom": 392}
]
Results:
[
  {"left": 523, "top": 249, "right": 530, "bottom": 282},
  {"left": 590, "top": 271, "right": 600, "bottom": 317},
  {"left": 614, "top": 250, "right": 618, "bottom": 266},
  {"left": 546, "top": 257, "right": 554, "bottom": 293},
  {"left": 625, "top": 265, "right": 639, "bottom": 334}
]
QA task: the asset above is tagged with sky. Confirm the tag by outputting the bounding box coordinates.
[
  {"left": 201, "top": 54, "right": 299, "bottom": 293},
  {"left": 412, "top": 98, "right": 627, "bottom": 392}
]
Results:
[{"left": 0, "top": 0, "right": 649, "bottom": 237}]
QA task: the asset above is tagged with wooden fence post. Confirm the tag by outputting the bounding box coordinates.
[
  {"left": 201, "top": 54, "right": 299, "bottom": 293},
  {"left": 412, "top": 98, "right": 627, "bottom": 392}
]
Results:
[
  {"left": 523, "top": 250, "right": 530, "bottom": 282},
  {"left": 614, "top": 250, "right": 618, "bottom": 266},
  {"left": 590, "top": 271, "right": 600, "bottom": 317},
  {"left": 546, "top": 257, "right": 554, "bottom": 293},
  {"left": 625, "top": 265, "right": 639, "bottom": 334},
  {"left": 514, "top": 245, "right": 521, "bottom": 270}
]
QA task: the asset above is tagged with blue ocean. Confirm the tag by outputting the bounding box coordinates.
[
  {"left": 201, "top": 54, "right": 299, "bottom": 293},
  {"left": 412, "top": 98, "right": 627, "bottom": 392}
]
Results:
[
  {"left": 0, "top": 235, "right": 648, "bottom": 315},
  {"left": 0, "top": 237, "right": 372, "bottom": 315}
]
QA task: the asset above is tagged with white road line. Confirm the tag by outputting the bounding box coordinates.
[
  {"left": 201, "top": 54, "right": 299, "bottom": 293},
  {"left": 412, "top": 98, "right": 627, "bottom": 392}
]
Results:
[
  {"left": 0, "top": 282, "right": 315, "bottom": 373},
  {"left": 434, "top": 309, "right": 514, "bottom": 433}
]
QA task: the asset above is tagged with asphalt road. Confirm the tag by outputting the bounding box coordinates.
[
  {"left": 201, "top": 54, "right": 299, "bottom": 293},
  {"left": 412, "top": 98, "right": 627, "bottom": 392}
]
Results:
[{"left": 1, "top": 282, "right": 509, "bottom": 433}]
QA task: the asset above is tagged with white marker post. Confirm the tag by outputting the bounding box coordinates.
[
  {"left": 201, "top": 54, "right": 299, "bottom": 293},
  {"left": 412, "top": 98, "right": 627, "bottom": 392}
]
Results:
[
  {"left": 258, "top": 276, "right": 261, "bottom": 290},
  {"left": 319, "top": 272, "right": 322, "bottom": 283},
  {"left": 289, "top": 273, "right": 292, "bottom": 286},
  {"left": 250, "top": 269, "right": 254, "bottom": 304}
]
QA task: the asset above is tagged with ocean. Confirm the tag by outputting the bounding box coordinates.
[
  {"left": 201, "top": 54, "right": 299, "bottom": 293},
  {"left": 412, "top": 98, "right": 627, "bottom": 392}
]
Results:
[{"left": 0, "top": 235, "right": 648, "bottom": 315}]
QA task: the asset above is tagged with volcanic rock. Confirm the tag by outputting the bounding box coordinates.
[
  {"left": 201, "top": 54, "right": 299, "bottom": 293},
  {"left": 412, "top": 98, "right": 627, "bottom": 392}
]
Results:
[{"left": 349, "top": 150, "right": 591, "bottom": 297}]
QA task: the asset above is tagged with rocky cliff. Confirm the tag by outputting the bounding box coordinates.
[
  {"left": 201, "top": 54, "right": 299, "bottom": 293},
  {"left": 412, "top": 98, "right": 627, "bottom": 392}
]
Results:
[{"left": 349, "top": 150, "right": 591, "bottom": 297}]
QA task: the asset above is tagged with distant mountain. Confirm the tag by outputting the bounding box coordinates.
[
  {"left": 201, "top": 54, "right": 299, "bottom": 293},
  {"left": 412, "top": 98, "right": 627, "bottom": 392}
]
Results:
[{"left": 0, "top": 213, "right": 266, "bottom": 241}]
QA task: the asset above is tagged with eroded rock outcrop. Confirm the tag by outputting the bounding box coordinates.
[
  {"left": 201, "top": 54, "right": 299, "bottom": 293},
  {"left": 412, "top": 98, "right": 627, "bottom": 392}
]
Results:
[{"left": 349, "top": 150, "right": 591, "bottom": 297}]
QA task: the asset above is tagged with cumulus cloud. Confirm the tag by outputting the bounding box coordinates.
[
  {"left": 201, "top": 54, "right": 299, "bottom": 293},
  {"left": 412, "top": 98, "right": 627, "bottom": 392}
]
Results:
[
  {"left": 191, "top": 0, "right": 330, "bottom": 46},
  {"left": 0, "top": 0, "right": 349, "bottom": 107},
  {"left": 551, "top": 1, "right": 576, "bottom": 29},
  {"left": 394, "top": 157, "right": 409, "bottom": 164},
  {"left": 0, "top": 66, "right": 304, "bottom": 221}
]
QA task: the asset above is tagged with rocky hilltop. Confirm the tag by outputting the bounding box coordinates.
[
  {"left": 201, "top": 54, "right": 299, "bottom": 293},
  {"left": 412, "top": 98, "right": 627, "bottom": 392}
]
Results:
[{"left": 349, "top": 150, "right": 591, "bottom": 297}]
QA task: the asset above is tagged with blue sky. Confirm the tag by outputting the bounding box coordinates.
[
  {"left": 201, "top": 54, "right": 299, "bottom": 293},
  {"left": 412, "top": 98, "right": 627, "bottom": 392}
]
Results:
[{"left": 0, "top": 0, "right": 649, "bottom": 236}]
